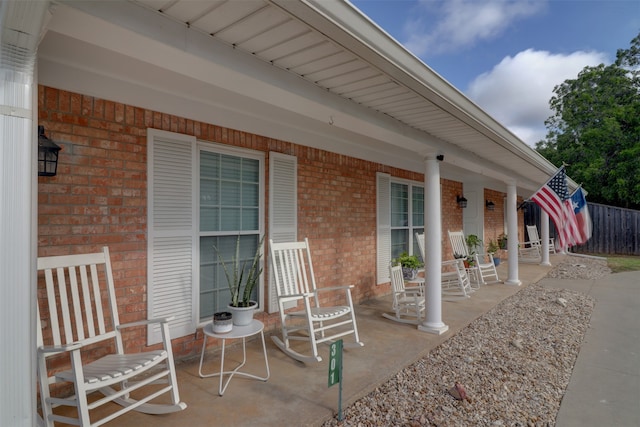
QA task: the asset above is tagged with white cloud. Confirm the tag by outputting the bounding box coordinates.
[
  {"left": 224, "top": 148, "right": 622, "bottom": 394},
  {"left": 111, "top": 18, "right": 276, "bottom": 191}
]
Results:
[
  {"left": 404, "top": 0, "right": 546, "bottom": 56},
  {"left": 466, "top": 49, "right": 608, "bottom": 145}
]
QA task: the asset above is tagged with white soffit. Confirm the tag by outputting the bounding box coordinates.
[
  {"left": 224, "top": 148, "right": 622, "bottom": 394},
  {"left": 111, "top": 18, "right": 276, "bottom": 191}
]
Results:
[{"left": 50, "top": 0, "right": 563, "bottom": 190}]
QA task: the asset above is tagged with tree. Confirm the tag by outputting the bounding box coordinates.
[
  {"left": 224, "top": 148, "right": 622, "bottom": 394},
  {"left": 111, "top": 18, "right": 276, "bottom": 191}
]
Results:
[{"left": 536, "top": 33, "right": 640, "bottom": 209}]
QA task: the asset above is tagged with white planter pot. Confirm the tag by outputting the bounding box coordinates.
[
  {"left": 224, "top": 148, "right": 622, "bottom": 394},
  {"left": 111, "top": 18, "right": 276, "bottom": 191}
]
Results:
[
  {"left": 212, "top": 311, "right": 233, "bottom": 334},
  {"left": 228, "top": 301, "right": 257, "bottom": 326},
  {"left": 402, "top": 267, "right": 418, "bottom": 280}
]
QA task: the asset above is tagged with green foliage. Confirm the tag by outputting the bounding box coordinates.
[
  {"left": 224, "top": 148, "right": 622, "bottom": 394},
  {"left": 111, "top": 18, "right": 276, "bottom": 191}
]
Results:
[
  {"left": 536, "top": 32, "right": 640, "bottom": 209},
  {"left": 214, "top": 234, "right": 265, "bottom": 307},
  {"left": 393, "top": 252, "right": 423, "bottom": 269},
  {"left": 487, "top": 240, "right": 499, "bottom": 254},
  {"left": 606, "top": 255, "right": 640, "bottom": 274},
  {"left": 497, "top": 234, "right": 508, "bottom": 249},
  {"left": 465, "top": 234, "right": 482, "bottom": 255}
]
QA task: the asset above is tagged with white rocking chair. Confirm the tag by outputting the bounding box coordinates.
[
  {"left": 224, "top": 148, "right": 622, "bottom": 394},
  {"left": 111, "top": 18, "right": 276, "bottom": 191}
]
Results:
[
  {"left": 441, "top": 259, "right": 474, "bottom": 299},
  {"left": 37, "top": 247, "right": 186, "bottom": 427},
  {"left": 525, "top": 224, "right": 556, "bottom": 255},
  {"left": 415, "top": 232, "right": 473, "bottom": 299},
  {"left": 269, "top": 238, "right": 363, "bottom": 363},
  {"left": 448, "top": 230, "right": 500, "bottom": 286},
  {"left": 383, "top": 264, "right": 425, "bottom": 324}
]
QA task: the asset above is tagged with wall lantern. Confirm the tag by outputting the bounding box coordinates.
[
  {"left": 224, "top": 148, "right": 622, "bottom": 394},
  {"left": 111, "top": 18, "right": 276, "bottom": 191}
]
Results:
[
  {"left": 485, "top": 200, "right": 495, "bottom": 211},
  {"left": 38, "top": 126, "right": 61, "bottom": 177},
  {"left": 456, "top": 195, "right": 467, "bottom": 209}
]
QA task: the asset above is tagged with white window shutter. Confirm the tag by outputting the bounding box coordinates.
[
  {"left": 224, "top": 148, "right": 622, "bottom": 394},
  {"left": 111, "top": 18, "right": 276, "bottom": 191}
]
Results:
[
  {"left": 147, "top": 130, "right": 197, "bottom": 345},
  {"left": 268, "top": 153, "right": 297, "bottom": 313},
  {"left": 377, "top": 173, "right": 391, "bottom": 284}
]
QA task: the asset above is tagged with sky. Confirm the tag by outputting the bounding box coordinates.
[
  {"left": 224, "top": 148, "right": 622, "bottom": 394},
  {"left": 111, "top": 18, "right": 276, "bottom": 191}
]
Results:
[{"left": 350, "top": 0, "right": 639, "bottom": 146}]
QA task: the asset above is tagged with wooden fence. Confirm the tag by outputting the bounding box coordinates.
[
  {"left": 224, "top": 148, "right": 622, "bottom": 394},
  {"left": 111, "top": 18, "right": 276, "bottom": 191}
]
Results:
[{"left": 523, "top": 201, "right": 640, "bottom": 256}]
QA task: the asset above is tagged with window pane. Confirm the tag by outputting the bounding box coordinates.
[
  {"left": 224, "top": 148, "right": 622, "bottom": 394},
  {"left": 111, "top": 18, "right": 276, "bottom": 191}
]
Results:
[
  {"left": 200, "top": 152, "right": 220, "bottom": 178},
  {"left": 199, "top": 234, "right": 260, "bottom": 321},
  {"left": 241, "top": 158, "right": 259, "bottom": 182},
  {"left": 412, "top": 186, "right": 424, "bottom": 227},
  {"left": 391, "top": 183, "right": 408, "bottom": 227},
  {"left": 242, "top": 207, "right": 259, "bottom": 230},
  {"left": 221, "top": 208, "right": 241, "bottom": 230},
  {"left": 391, "top": 229, "right": 408, "bottom": 260},
  {"left": 242, "top": 182, "right": 259, "bottom": 207},
  {"left": 220, "top": 155, "right": 241, "bottom": 180},
  {"left": 413, "top": 228, "right": 425, "bottom": 262},
  {"left": 221, "top": 181, "right": 241, "bottom": 205}
]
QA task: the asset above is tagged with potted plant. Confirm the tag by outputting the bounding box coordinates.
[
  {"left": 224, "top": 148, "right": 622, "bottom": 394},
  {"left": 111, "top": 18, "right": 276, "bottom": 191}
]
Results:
[
  {"left": 453, "top": 252, "right": 473, "bottom": 269},
  {"left": 465, "top": 234, "right": 482, "bottom": 256},
  {"left": 214, "top": 234, "right": 265, "bottom": 326},
  {"left": 498, "top": 233, "right": 508, "bottom": 249},
  {"left": 487, "top": 239, "right": 500, "bottom": 266},
  {"left": 393, "top": 252, "right": 423, "bottom": 280}
]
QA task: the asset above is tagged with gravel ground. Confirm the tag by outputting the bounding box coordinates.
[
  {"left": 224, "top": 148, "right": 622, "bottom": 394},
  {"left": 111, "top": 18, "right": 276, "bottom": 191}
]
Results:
[{"left": 322, "top": 256, "right": 606, "bottom": 427}]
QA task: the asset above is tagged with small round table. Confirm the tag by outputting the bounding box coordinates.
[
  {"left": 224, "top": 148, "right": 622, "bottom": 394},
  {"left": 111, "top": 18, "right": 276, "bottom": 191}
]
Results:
[{"left": 198, "top": 319, "right": 270, "bottom": 396}]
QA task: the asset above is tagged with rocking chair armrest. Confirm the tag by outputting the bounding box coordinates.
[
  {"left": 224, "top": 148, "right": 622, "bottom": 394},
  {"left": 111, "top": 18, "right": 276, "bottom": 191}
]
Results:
[
  {"left": 117, "top": 316, "right": 174, "bottom": 330},
  {"left": 315, "top": 285, "right": 354, "bottom": 293},
  {"left": 278, "top": 292, "right": 313, "bottom": 300},
  {"left": 38, "top": 342, "right": 83, "bottom": 354}
]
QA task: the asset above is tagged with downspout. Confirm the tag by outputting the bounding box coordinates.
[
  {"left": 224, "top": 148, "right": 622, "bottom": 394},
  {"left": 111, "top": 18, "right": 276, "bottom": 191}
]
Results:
[{"left": 0, "top": 1, "right": 49, "bottom": 425}]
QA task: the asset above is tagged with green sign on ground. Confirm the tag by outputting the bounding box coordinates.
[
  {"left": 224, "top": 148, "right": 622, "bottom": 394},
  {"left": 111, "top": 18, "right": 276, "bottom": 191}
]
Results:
[
  {"left": 328, "top": 339, "right": 343, "bottom": 387},
  {"left": 328, "top": 339, "right": 344, "bottom": 421}
]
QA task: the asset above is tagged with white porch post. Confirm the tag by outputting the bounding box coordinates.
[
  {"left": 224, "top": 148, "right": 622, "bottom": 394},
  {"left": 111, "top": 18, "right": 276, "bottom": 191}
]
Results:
[
  {"left": 505, "top": 181, "right": 521, "bottom": 285},
  {"left": 540, "top": 210, "right": 551, "bottom": 266},
  {"left": 418, "top": 154, "right": 449, "bottom": 335},
  {"left": 1, "top": 2, "right": 48, "bottom": 425}
]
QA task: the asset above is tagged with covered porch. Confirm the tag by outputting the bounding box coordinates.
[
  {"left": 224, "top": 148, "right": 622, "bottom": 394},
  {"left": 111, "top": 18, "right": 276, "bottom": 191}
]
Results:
[{"left": 52, "top": 259, "right": 555, "bottom": 426}]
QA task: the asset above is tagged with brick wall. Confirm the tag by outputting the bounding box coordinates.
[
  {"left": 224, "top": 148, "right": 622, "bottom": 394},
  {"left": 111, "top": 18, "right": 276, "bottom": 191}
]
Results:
[
  {"left": 37, "top": 85, "right": 521, "bottom": 361},
  {"left": 36, "top": 86, "right": 424, "bottom": 358}
]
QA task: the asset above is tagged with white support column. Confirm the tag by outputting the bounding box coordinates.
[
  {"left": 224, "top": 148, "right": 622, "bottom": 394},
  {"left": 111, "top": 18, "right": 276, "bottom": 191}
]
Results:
[
  {"left": 0, "top": 2, "right": 49, "bottom": 425},
  {"left": 540, "top": 210, "right": 552, "bottom": 266},
  {"left": 505, "top": 181, "right": 521, "bottom": 286},
  {"left": 418, "top": 154, "right": 449, "bottom": 335}
]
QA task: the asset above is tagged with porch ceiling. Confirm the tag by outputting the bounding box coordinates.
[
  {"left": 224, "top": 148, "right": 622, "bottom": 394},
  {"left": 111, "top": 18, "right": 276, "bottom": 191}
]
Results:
[{"left": 44, "top": 0, "right": 566, "bottom": 193}]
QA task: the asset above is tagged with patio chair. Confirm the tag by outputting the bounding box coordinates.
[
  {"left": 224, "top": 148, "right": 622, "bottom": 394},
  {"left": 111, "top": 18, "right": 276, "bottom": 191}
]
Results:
[
  {"left": 525, "top": 224, "right": 556, "bottom": 255},
  {"left": 383, "top": 264, "right": 425, "bottom": 324},
  {"left": 415, "top": 232, "right": 474, "bottom": 298},
  {"left": 441, "top": 258, "right": 474, "bottom": 299},
  {"left": 37, "top": 247, "right": 186, "bottom": 427},
  {"left": 447, "top": 230, "right": 500, "bottom": 285},
  {"left": 268, "top": 238, "right": 363, "bottom": 363}
]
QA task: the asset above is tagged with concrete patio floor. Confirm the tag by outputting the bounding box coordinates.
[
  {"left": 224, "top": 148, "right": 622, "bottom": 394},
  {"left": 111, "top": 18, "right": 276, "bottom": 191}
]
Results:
[{"left": 57, "top": 258, "right": 559, "bottom": 426}]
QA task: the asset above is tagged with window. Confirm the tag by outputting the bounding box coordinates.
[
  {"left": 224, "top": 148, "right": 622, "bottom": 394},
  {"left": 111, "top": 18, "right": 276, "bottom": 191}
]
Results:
[
  {"left": 377, "top": 173, "right": 425, "bottom": 284},
  {"left": 390, "top": 182, "right": 424, "bottom": 261},
  {"left": 198, "top": 150, "right": 263, "bottom": 321}
]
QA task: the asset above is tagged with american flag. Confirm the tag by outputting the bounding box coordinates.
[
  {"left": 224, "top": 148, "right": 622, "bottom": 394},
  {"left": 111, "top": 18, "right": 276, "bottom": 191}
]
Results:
[{"left": 530, "top": 167, "right": 581, "bottom": 250}]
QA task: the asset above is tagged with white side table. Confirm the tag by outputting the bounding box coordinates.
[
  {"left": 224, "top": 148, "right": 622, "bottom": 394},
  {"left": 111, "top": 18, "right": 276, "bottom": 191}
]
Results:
[{"left": 198, "top": 319, "right": 270, "bottom": 396}]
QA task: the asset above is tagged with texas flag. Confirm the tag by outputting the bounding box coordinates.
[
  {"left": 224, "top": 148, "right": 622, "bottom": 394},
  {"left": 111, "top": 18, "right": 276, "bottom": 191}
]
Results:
[{"left": 570, "top": 187, "right": 592, "bottom": 245}]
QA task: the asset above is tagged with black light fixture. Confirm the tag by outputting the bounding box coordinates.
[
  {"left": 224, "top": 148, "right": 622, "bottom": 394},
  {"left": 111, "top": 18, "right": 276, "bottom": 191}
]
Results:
[
  {"left": 485, "top": 200, "right": 495, "bottom": 211},
  {"left": 38, "top": 126, "right": 61, "bottom": 177},
  {"left": 456, "top": 195, "right": 467, "bottom": 208}
]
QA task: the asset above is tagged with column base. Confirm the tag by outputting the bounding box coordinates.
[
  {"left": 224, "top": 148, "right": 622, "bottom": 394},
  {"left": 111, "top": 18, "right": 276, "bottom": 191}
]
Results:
[
  {"left": 540, "top": 261, "right": 552, "bottom": 267},
  {"left": 418, "top": 323, "right": 449, "bottom": 335},
  {"left": 505, "top": 279, "right": 521, "bottom": 286}
]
